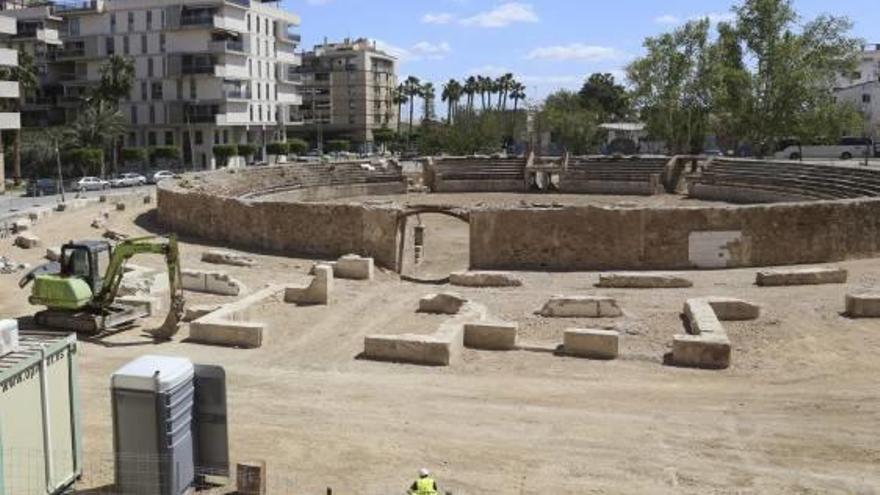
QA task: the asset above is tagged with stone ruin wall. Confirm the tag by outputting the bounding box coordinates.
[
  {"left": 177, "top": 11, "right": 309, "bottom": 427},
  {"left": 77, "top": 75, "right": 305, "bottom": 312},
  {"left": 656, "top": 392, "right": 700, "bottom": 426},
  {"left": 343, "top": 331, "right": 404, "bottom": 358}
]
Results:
[{"left": 158, "top": 159, "right": 880, "bottom": 271}]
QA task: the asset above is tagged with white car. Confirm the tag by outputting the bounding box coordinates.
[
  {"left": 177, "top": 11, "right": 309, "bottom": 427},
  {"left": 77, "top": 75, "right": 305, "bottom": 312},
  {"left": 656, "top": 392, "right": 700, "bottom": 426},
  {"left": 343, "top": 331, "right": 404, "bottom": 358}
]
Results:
[
  {"left": 150, "top": 170, "right": 176, "bottom": 184},
  {"left": 74, "top": 176, "right": 110, "bottom": 191},
  {"left": 110, "top": 173, "right": 147, "bottom": 188}
]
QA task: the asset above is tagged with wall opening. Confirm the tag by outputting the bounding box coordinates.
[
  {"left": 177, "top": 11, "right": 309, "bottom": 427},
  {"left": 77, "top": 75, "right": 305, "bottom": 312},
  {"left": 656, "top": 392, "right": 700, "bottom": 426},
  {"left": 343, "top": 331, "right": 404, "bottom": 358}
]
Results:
[{"left": 396, "top": 209, "right": 470, "bottom": 283}]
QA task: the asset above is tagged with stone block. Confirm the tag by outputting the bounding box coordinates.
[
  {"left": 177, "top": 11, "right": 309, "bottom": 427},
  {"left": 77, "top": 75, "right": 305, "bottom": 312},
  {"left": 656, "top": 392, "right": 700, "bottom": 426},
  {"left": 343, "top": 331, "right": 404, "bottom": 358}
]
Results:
[
  {"left": 596, "top": 272, "right": 693, "bottom": 289},
  {"left": 189, "top": 321, "right": 263, "bottom": 348},
  {"left": 143, "top": 195, "right": 153, "bottom": 205},
  {"left": 12, "top": 218, "right": 30, "bottom": 232},
  {"left": 418, "top": 292, "right": 467, "bottom": 314},
  {"left": 363, "top": 334, "right": 454, "bottom": 366},
  {"left": 90, "top": 217, "right": 106, "bottom": 229},
  {"left": 115, "top": 202, "right": 126, "bottom": 211},
  {"left": 450, "top": 271, "right": 523, "bottom": 288},
  {"left": 284, "top": 264, "right": 332, "bottom": 305},
  {"left": 28, "top": 207, "right": 52, "bottom": 222},
  {"left": 45, "top": 246, "right": 62, "bottom": 262},
  {"left": 182, "top": 269, "right": 244, "bottom": 296},
  {"left": 116, "top": 296, "right": 161, "bottom": 317},
  {"left": 184, "top": 304, "right": 223, "bottom": 322},
  {"left": 464, "top": 322, "right": 518, "bottom": 350},
  {"left": 563, "top": 329, "right": 620, "bottom": 359},
  {"left": 335, "top": 254, "right": 374, "bottom": 280},
  {"left": 201, "top": 250, "right": 256, "bottom": 267},
  {"left": 0, "top": 319, "right": 19, "bottom": 358},
  {"left": 683, "top": 299, "right": 727, "bottom": 336},
  {"left": 537, "top": 296, "right": 622, "bottom": 318},
  {"left": 845, "top": 293, "right": 880, "bottom": 318},
  {"left": 15, "top": 233, "right": 41, "bottom": 249},
  {"left": 672, "top": 334, "right": 731, "bottom": 369},
  {"left": 237, "top": 461, "right": 266, "bottom": 495},
  {"left": 703, "top": 297, "right": 760, "bottom": 321},
  {"left": 756, "top": 267, "right": 847, "bottom": 287}
]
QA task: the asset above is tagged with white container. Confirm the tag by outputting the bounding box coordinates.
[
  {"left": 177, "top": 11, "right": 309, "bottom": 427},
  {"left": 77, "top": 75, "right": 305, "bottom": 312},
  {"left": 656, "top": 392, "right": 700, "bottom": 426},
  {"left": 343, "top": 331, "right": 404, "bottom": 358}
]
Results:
[{"left": 0, "top": 320, "right": 17, "bottom": 358}]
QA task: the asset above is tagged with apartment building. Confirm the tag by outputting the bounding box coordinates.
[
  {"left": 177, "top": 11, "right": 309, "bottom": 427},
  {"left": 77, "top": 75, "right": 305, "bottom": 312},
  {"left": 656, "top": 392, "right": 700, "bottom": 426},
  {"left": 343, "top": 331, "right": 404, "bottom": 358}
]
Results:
[
  {"left": 0, "top": 8, "right": 20, "bottom": 192},
  {"left": 295, "top": 38, "right": 397, "bottom": 153},
  {"left": 835, "top": 44, "right": 880, "bottom": 138},
  {"left": 44, "top": 0, "right": 301, "bottom": 170}
]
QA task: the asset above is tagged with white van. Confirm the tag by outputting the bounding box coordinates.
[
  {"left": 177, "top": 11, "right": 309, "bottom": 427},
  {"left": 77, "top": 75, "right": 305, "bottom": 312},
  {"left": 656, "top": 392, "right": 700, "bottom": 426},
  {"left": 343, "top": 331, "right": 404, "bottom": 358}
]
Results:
[{"left": 774, "top": 137, "right": 873, "bottom": 160}]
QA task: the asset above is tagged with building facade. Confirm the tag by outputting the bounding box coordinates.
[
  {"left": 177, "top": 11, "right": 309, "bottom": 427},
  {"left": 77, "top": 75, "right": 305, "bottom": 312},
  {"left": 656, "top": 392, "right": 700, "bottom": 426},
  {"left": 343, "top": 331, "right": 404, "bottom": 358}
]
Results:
[
  {"left": 835, "top": 43, "right": 880, "bottom": 138},
  {"left": 294, "top": 38, "right": 397, "bottom": 153},
  {"left": 11, "top": 0, "right": 301, "bottom": 170},
  {"left": 0, "top": 8, "right": 20, "bottom": 191}
]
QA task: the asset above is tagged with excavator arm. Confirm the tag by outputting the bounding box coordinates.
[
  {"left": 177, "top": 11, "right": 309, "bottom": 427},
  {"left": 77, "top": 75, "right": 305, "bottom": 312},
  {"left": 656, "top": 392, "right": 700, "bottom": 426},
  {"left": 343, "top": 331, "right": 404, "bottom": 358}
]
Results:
[{"left": 93, "top": 235, "right": 185, "bottom": 340}]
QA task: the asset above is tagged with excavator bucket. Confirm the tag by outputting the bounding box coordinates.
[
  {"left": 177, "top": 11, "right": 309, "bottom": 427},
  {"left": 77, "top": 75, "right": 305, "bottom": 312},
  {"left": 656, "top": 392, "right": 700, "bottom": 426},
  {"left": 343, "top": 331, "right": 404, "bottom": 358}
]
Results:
[{"left": 147, "top": 292, "right": 185, "bottom": 340}]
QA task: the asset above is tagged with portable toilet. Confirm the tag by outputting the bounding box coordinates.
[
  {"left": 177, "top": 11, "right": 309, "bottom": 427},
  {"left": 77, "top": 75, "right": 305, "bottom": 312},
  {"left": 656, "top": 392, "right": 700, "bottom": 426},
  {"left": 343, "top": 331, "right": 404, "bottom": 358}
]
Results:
[{"left": 111, "top": 356, "right": 228, "bottom": 495}]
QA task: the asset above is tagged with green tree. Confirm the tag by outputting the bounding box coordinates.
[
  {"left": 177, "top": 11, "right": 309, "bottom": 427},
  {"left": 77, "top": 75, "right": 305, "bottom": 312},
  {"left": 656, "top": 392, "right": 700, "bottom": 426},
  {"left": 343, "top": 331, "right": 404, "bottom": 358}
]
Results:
[
  {"left": 266, "top": 142, "right": 289, "bottom": 155},
  {"left": 393, "top": 84, "right": 408, "bottom": 134},
  {"left": 578, "top": 73, "right": 631, "bottom": 121},
  {"left": 69, "top": 100, "right": 127, "bottom": 177},
  {"left": 287, "top": 138, "right": 308, "bottom": 155},
  {"left": 64, "top": 148, "right": 104, "bottom": 177},
  {"left": 372, "top": 127, "right": 396, "bottom": 153},
  {"left": 94, "top": 55, "right": 135, "bottom": 106},
  {"left": 237, "top": 143, "right": 257, "bottom": 161},
  {"left": 441, "top": 79, "right": 462, "bottom": 124},
  {"left": 212, "top": 144, "right": 238, "bottom": 167},
  {"left": 707, "top": 22, "right": 753, "bottom": 153},
  {"left": 464, "top": 76, "right": 478, "bottom": 113},
  {"left": 510, "top": 83, "right": 527, "bottom": 112},
  {"left": 422, "top": 82, "right": 436, "bottom": 122},
  {"left": 536, "top": 90, "right": 601, "bottom": 155}
]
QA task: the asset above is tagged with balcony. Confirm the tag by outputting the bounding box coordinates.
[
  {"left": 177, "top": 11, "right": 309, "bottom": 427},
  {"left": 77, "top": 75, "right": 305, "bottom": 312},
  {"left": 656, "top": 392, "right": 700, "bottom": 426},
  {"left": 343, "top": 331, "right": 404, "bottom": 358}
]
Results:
[
  {"left": 24, "top": 95, "right": 55, "bottom": 108},
  {"left": 181, "top": 63, "right": 216, "bottom": 75},
  {"left": 0, "top": 112, "right": 21, "bottom": 130},
  {"left": 0, "top": 48, "right": 17, "bottom": 67},
  {"left": 224, "top": 0, "right": 251, "bottom": 8},
  {"left": 223, "top": 87, "right": 251, "bottom": 100},
  {"left": 0, "top": 81, "right": 20, "bottom": 99},
  {"left": 277, "top": 27, "right": 300, "bottom": 44},
  {"left": 180, "top": 13, "right": 215, "bottom": 27},
  {"left": 210, "top": 39, "right": 245, "bottom": 53},
  {"left": 0, "top": 15, "right": 15, "bottom": 36},
  {"left": 277, "top": 46, "right": 299, "bottom": 65}
]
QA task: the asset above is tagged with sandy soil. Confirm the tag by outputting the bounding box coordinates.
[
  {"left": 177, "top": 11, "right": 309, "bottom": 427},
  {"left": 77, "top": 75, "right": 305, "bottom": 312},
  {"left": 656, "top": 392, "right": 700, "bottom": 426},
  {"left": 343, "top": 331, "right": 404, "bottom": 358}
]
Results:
[{"left": 1, "top": 198, "right": 879, "bottom": 494}]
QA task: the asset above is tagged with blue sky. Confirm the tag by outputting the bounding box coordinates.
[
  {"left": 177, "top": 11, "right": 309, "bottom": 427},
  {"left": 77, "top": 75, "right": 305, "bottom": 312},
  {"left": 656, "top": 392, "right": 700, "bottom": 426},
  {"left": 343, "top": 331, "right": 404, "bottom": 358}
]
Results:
[{"left": 284, "top": 0, "right": 880, "bottom": 105}]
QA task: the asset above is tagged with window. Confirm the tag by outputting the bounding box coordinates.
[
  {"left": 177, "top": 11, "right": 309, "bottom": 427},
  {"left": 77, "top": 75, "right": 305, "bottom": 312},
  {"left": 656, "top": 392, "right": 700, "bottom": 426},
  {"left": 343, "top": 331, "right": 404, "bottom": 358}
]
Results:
[
  {"left": 247, "top": 14, "right": 251, "bottom": 32},
  {"left": 258, "top": 61, "right": 262, "bottom": 78},
  {"left": 864, "top": 94, "right": 872, "bottom": 104},
  {"left": 141, "top": 34, "right": 147, "bottom": 54},
  {"left": 248, "top": 59, "right": 252, "bottom": 76},
  {"left": 159, "top": 33, "right": 166, "bottom": 53},
  {"left": 176, "top": 79, "right": 183, "bottom": 99},
  {"left": 147, "top": 58, "right": 154, "bottom": 77},
  {"left": 149, "top": 105, "right": 155, "bottom": 124},
  {"left": 190, "top": 79, "right": 196, "bottom": 99},
  {"left": 214, "top": 131, "right": 220, "bottom": 145},
  {"left": 146, "top": 10, "right": 152, "bottom": 30},
  {"left": 128, "top": 12, "right": 134, "bottom": 31},
  {"left": 110, "top": 14, "right": 116, "bottom": 33},
  {"left": 151, "top": 82, "right": 162, "bottom": 99},
  {"left": 148, "top": 131, "right": 156, "bottom": 146},
  {"left": 259, "top": 105, "right": 263, "bottom": 121},
  {"left": 223, "top": 130, "right": 229, "bottom": 143},
  {"left": 67, "top": 18, "right": 80, "bottom": 36},
  {"left": 255, "top": 15, "right": 260, "bottom": 34},
  {"left": 165, "top": 131, "right": 173, "bottom": 145},
  {"left": 195, "top": 130, "right": 203, "bottom": 145},
  {"left": 256, "top": 84, "right": 261, "bottom": 100},
  {"left": 249, "top": 105, "right": 253, "bottom": 121},
  {"left": 105, "top": 37, "right": 114, "bottom": 55},
  {"left": 266, "top": 83, "right": 270, "bottom": 100},
  {"left": 140, "top": 82, "right": 147, "bottom": 100},
  {"left": 131, "top": 105, "right": 138, "bottom": 124},
  {"left": 128, "top": 132, "right": 136, "bottom": 147},
  {"left": 265, "top": 18, "right": 269, "bottom": 35},
  {"left": 123, "top": 36, "right": 130, "bottom": 55}
]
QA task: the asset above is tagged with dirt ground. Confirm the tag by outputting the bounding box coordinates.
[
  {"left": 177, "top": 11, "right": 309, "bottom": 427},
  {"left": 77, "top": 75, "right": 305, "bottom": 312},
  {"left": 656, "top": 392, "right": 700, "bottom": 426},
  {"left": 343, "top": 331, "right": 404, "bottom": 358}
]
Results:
[{"left": 1, "top": 196, "right": 880, "bottom": 495}]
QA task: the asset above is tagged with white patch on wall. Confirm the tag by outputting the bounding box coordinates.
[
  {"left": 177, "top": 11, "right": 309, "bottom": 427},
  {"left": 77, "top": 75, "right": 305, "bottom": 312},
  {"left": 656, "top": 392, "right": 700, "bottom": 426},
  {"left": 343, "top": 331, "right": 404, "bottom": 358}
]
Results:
[{"left": 688, "top": 231, "right": 743, "bottom": 268}]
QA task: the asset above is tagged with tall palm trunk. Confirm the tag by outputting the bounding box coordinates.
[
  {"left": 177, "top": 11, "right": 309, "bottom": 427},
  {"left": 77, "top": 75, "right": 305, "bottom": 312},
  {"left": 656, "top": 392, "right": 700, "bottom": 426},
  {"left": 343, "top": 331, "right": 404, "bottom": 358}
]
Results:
[
  {"left": 397, "top": 100, "right": 403, "bottom": 134},
  {"left": 447, "top": 100, "right": 453, "bottom": 125},
  {"left": 12, "top": 130, "right": 20, "bottom": 184}
]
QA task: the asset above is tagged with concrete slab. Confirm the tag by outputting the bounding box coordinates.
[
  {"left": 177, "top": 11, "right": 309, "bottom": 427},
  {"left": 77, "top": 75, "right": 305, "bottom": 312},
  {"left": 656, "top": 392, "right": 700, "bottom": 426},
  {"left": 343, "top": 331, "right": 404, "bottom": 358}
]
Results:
[
  {"left": 189, "top": 286, "right": 283, "bottom": 348},
  {"left": 756, "top": 267, "right": 847, "bottom": 286},
  {"left": 845, "top": 293, "right": 880, "bottom": 318},
  {"left": 182, "top": 269, "right": 245, "bottom": 296},
  {"left": 418, "top": 292, "right": 467, "bottom": 314},
  {"left": 183, "top": 304, "right": 224, "bottom": 322},
  {"left": 202, "top": 250, "right": 256, "bottom": 267},
  {"left": 672, "top": 334, "right": 731, "bottom": 370},
  {"left": 703, "top": 297, "right": 760, "bottom": 321},
  {"left": 284, "top": 264, "right": 332, "bottom": 305},
  {"left": 464, "top": 322, "right": 518, "bottom": 350},
  {"left": 563, "top": 329, "right": 620, "bottom": 359},
  {"left": 335, "top": 254, "right": 374, "bottom": 280},
  {"left": 0, "top": 319, "right": 19, "bottom": 358},
  {"left": 537, "top": 296, "right": 622, "bottom": 318},
  {"left": 683, "top": 299, "right": 727, "bottom": 336},
  {"left": 117, "top": 295, "right": 161, "bottom": 317},
  {"left": 596, "top": 272, "right": 693, "bottom": 289},
  {"left": 15, "top": 233, "right": 41, "bottom": 249},
  {"left": 450, "top": 271, "right": 523, "bottom": 288}
]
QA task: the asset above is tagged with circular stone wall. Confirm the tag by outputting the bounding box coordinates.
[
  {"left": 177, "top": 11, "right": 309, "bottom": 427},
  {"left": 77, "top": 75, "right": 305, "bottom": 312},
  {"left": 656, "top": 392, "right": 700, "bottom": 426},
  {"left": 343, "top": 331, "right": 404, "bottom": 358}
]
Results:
[{"left": 157, "top": 159, "right": 880, "bottom": 271}]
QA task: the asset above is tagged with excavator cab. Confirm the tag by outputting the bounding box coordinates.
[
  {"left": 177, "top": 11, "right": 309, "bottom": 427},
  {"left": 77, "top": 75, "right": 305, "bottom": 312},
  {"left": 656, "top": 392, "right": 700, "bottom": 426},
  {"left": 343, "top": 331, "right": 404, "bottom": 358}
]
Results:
[{"left": 59, "top": 240, "right": 113, "bottom": 295}]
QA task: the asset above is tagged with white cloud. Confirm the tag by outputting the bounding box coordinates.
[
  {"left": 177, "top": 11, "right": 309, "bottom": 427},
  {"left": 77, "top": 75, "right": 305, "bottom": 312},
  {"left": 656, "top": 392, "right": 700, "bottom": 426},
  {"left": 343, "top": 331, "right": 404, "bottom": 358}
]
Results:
[
  {"left": 411, "top": 41, "right": 452, "bottom": 60},
  {"left": 422, "top": 13, "right": 455, "bottom": 25},
  {"left": 526, "top": 43, "right": 623, "bottom": 62},
  {"left": 655, "top": 12, "right": 736, "bottom": 25},
  {"left": 460, "top": 2, "right": 539, "bottom": 28},
  {"left": 654, "top": 14, "right": 680, "bottom": 24},
  {"left": 306, "top": 0, "right": 332, "bottom": 5}
]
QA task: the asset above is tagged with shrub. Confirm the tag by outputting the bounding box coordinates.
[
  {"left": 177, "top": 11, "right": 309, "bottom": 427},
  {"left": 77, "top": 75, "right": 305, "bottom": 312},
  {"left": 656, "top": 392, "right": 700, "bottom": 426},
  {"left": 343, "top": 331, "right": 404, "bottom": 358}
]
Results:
[
  {"left": 266, "top": 142, "right": 289, "bottom": 155},
  {"left": 121, "top": 147, "right": 146, "bottom": 163},
  {"left": 212, "top": 144, "right": 238, "bottom": 167},
  {"left": 237, "top": 143, "right": 257, "bottom": 157},
  {"left": 325, "top": 139, "right": 350, "bottom": 153},
  {"left": 148, "top": 146, "right": 180, "bottom": 166},
  {"left": 64, "top": 148, "right": 104, "bottom": 176},
  {"left": 287, "top": 138, "right": 308, "bottom": 155}
]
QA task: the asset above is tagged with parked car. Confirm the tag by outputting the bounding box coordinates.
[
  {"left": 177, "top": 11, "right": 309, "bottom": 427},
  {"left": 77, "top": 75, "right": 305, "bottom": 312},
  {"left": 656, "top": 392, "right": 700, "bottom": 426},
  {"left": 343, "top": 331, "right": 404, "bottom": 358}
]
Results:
[
  {"left": 26, "top": 178, "right": 60, "bottom": 197},
  {"left": 774, "top": 137, "right": 874, "bottom": 160},
  {"left": 73, "top": 176, "right": 110, "bottom": 192},
  {"left": 110, "top": 173, "right": 147, "bottom": 188},
  {"left": 150, "top": 170, "right": 176, "bottom": 184}
]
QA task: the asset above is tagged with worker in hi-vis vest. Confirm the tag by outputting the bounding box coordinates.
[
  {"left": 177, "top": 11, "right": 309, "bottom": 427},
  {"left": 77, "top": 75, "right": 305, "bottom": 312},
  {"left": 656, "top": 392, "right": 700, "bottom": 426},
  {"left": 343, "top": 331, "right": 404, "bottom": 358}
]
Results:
[{"left": 408, "top": 468, "right": 439, "bottom": 495}]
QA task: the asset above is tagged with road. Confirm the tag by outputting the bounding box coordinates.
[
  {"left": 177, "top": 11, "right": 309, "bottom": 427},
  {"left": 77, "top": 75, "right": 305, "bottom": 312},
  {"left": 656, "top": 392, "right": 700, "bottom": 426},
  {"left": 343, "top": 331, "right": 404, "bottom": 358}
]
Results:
[{"left": 0, "top": 185, "right": 155, "bottom": 223}]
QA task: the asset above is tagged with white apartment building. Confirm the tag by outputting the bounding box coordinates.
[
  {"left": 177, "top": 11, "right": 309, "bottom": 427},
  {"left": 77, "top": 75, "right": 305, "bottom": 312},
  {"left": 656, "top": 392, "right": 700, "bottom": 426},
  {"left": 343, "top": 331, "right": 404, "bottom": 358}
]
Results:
[
  {"left": 295, "top": 38, "right": 397, "bottom": 153},
  {"left": 53, "top": 0, "right": 301, "bottom": 169},
  {"left": 835, "top": 44, "right": 880, "bottom": 138},
  {"left": 0, "top": 10, "right": 20, "bottom": 191}
]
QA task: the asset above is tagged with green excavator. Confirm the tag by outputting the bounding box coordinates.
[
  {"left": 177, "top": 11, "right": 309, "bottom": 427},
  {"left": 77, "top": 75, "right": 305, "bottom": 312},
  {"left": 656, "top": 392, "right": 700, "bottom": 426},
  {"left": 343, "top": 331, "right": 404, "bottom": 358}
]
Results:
[{"left": 19, "top": 235, "right": 185, "bottom": 339}]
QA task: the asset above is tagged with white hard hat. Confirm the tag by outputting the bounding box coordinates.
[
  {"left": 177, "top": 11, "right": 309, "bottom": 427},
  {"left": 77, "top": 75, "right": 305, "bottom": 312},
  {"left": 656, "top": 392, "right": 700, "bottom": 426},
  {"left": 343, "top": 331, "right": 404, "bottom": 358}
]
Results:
[{"left": 419, "top": 468, "right": 430, "bottom": 477}]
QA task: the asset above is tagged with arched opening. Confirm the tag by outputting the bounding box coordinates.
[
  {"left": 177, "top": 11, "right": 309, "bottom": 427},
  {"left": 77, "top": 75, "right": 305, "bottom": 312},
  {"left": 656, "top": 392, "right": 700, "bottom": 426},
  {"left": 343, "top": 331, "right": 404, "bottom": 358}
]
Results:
[{"left": 396, "top": 207, "right": 470, "bottom": 283}]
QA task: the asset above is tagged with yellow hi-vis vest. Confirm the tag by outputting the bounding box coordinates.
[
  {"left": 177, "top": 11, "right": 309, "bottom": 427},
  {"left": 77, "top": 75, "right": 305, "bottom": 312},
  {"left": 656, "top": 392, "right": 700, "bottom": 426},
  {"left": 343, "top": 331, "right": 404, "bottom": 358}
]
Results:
[{"left": 415, "top": 477, "right": 438, "bottom": 495}]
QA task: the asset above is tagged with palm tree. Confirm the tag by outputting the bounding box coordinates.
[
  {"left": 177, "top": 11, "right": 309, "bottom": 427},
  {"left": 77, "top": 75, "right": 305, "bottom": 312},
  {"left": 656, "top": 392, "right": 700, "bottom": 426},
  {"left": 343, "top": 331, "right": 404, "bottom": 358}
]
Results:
[
  {"left": 403, "top": 76, "right": 422, "bottom": 146},
  {"left": 498, "top": 73, "right": 515, "bottom": 110},
  {"left": 70, "top": 100, "right": 128, "bottom": 178},
  {"left": 464, "top": 76, "right": 478, "bottom": 113},
  {"left": 393, "top": 84, "right": 408, "bottom": 134},
  {"left": 441, "top": 79, "right": 462, "bottom": 124},
  {"left": 421, "top": 82, "right": 436, "bottom": 122},
  {"left": 0, "top": 50, "right": 38, "bottom": 184},
  {"left": 94, "top": 55, "right": 135, "bottom": 106},
  {"left": 510, "top": 82, "right": 527, "bottom": 112}
]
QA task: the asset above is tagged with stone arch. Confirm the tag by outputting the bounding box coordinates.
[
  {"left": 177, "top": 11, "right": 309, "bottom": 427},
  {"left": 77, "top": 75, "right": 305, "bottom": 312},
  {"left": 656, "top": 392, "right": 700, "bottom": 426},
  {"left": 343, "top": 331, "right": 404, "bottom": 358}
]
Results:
[{"left": 395, "top": 205, "right": 471, "bottom": 278}]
